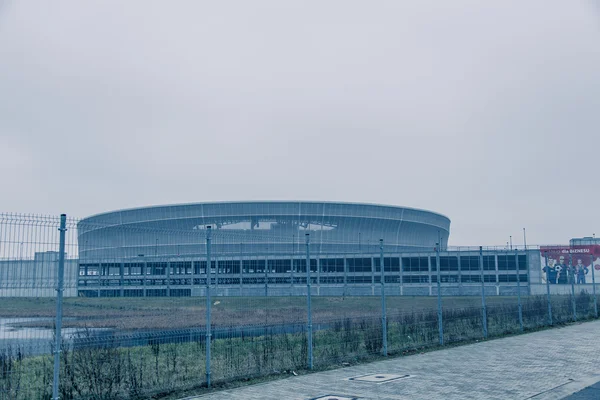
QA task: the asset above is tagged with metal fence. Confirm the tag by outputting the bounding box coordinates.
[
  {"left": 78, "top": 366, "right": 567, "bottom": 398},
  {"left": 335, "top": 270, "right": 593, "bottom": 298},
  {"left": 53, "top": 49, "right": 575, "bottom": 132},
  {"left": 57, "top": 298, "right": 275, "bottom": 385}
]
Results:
[{"left": 0, "top": 213, "right": 598, "bottom": 400}]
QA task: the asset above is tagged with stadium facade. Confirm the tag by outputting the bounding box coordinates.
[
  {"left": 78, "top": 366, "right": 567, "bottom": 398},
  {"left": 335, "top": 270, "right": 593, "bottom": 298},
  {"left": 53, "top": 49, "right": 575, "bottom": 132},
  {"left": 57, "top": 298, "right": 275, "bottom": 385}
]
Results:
[
  {"left": 77, "top": 201, "right": 451, "bottom": 259},
  {"left": 73, "top": 201, "right": 541, "bottom": 298}
]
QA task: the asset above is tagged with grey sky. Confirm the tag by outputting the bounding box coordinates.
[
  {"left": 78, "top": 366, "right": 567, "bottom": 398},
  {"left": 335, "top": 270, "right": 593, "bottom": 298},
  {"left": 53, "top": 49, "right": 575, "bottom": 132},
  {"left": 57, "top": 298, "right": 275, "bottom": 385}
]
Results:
[{"left": 1, "top": 0, "right": 599, "bottom": 246}]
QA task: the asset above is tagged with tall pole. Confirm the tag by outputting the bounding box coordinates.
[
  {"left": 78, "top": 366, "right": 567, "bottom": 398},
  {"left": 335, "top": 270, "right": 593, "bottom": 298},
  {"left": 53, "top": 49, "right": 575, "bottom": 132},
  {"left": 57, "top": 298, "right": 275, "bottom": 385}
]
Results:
[
  {"left": 515, "top": 249, "right": 523, "bottom": 332},
  {"left": 436, "top": 233, "right": 443, "bottom": 346},
  {"left": 591, "top": 254, "right": 598, "bottom": 318},
  {"left": 479, "top": 246, "right": 488, "bottom": 339},
  {"left": 379, "top": 239, "right": 388, "bottom": 356},
  {"left": 205, "top": 226, "right": 212, "bottom": 388},
  {"left": 570, "top": 253, "right": 576, "bottom": 321},
  {"left": 523, "top": 228, "right": 527, "bottom": 250},
  {"left": 509, "top": 236, "right": 513, "bottom": 251},
  {"left": 545, "top": 254, "right": 553, "bottom": 326},
  {"left": 52, "top": 214, "right": 67, "bottom": 400},
  {"left": 305, "top": 234, "right": 313, "bottom": 369},
  {"left": 239, "top": 242, "right": 243, "bottom": 296}
]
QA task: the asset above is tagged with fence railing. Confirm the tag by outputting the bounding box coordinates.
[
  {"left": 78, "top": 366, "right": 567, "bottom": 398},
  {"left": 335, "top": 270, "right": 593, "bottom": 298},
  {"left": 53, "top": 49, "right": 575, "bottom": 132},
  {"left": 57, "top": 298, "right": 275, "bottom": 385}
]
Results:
[{"left": 0, "top": 213, "right": 599, "bottom": 400}]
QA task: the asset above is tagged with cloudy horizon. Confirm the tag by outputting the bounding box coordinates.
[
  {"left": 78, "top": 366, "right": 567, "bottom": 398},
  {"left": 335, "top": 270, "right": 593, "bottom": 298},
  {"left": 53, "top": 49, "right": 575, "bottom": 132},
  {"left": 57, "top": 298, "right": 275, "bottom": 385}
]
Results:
[{"left": 1, "top": 0, "right": 599, "bottom": 246}]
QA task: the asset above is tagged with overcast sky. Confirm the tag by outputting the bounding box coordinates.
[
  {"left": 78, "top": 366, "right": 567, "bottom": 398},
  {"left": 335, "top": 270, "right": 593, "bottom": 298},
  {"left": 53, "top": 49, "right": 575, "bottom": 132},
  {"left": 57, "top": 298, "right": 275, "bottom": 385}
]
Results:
[{"left": 1, "top": 1, "right": 599, "bottom": 246}]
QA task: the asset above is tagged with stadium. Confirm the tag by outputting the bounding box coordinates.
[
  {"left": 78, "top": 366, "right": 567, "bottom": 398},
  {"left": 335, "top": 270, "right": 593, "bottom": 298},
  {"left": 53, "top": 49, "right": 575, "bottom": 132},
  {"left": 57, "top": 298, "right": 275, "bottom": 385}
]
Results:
[
  {"left": 77, "top": 201, "right": 451, "bottom": 259},
  {"left": 75, "top": 201, "right": 533, "bottom": 298}
]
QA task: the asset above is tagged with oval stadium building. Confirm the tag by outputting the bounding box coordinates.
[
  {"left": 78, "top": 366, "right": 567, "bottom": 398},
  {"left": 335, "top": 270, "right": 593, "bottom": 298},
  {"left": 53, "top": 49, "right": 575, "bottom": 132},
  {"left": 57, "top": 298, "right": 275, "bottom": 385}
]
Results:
[
  {"left": 78, "top": 201, "right": 450, "bottom": 260},
  {"left": 77, "top": 201, "right": 458, "bottom": 297}
]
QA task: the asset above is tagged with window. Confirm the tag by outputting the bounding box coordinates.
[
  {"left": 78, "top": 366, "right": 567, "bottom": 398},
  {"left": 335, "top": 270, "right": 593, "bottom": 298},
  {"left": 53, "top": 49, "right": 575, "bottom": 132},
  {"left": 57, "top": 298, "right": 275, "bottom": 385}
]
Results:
[
  {"left": 431, "top": 275, "right": 459, "bottom": 283},
  {"left": 498, "top": 274, "right": 527, "bottom": 282},
  {"left": 460, "top": 256, "right": 480, "bottom": 271},
  {"left": 404, "top": 275, "right": 429, "bottom": 284},
  {"left": 268, "top": 259, "right": 291, "bottom": 273},
  {"left": 483, "top": 256, "right": 496, "bottom": 271},
  {"left": 170, "top": 261, "right": 191, "bottom": 275},
  {"left": 347, "top": 258, "right": 372, "bottom": 273},
  {"left": 348, "top": 276, "right": 372, "bottom": 284},
  {"left": 320, "top": 258, "right": 344, "bottom": 273},
  {"left": 219, "top": 260, "right": 240, "bottom": 274},
  {"left": 497, "top": 255, "right": 517, "bottom": 271},
  {"left": 498, "top": 254, "right": 526, "bottom": 271},
  {"left": 402, "top": 257, "right": 429, "bottom": 272},
  {"left": 242, "top": 277, "right": 265, "bottom": 284},
  {"left": 461, "top": 274, "right": 481, "bottom": 283},
  {"left": 194, "top": 261, "right": 216, "bottom": 274},
  {"left": 292, "top": 259, "right": 317, "bottom": 273},
  {"left": 374, "top": 257, "right": 400, "bottom": 272},
  {"left": 243, "top": 260, "right": 265, "bottom": 273},
  {"left": 518, "top": 255, "right": 527, "bottom": 271},
  {"left": 123, "top": 289, "right": 144, "bottom": 297},
  {"left": 431, "top": 256, "right": 459, "bottom": 271},
  {"left": 218, "top": 278, "right": 239, "bottom": 284},
  {"left": 126, "top": 263, "right": 143, "bottom": 275},
  {"left": 147, "top": 262, "right": 167, "bottom": 275},
  {"left": 170, "top": 289, "right": 191, "bottom": 297}
]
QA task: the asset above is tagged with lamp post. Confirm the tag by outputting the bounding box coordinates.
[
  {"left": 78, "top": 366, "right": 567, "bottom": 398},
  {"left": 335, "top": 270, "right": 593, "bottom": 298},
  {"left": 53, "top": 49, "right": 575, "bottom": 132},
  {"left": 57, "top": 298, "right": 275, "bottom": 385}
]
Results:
[
  {"left": 379, "top": 239, "right": 388, "bottom": 356},
  {"left": 436, "top": 233, "right": 443, "bottom": 345},
  {"left": 205, "top": 226, "right": 212, "bottom": 388},
  {"left": 305, "top": 234, "right": 313, "bottom": 369}
]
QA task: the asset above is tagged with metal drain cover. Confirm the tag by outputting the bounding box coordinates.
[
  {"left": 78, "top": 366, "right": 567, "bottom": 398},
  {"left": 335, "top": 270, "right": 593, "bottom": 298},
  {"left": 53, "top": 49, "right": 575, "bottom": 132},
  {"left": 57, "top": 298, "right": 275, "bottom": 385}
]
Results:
[
  {"left": 347, "top": 373, "right": 410, "bottom": 383},
  {"left": 308, "top": 396, "right": 358, "bottom": 400}
]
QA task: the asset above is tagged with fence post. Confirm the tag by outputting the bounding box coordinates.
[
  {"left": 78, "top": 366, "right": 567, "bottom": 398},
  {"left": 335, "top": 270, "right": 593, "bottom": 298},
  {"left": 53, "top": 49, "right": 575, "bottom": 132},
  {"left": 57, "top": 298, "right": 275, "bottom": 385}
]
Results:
[
  {"left": 52, "top": 214, "right": 67, "bottom": 400},
  {"left": 305, "top": 233, "right": 313, "bottom": 370},
  {"left": 515, "top": 249, "right": 523, "bottom": 332},
  {"left": 570, "top": 253, "right": 576, "bottom": 321},
  {"left": 545, "top": 254, "right": 553, "bottom": 326},
  {"left": 436, "top": 238, "right": 443, "bottom": 346},
  {"left": 379, "top": 239, "right": 388, "bottom": 356},
  {"left": 591, "top": 254, "right": 598, "bottom": 318},
  {"left": 205, "top": 226, "right": 212, "bottom": 388},
  {"left": 479, "top": 246, "right": 488, "bottom": 339}
]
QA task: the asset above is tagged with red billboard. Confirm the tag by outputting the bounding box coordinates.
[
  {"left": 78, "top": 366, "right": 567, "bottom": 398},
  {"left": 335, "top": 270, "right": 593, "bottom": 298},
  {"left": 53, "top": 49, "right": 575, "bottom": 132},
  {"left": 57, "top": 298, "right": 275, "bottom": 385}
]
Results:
[{"left": 540, "top": 245, "right": 600, "bottom": 284}]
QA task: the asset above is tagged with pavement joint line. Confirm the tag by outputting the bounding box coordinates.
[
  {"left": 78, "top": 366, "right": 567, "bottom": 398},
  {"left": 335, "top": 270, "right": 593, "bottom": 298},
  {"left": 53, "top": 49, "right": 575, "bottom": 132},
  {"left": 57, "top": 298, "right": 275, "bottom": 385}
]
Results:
[{"left": 524, "top": 379, "right": 575, "bottom": 399}]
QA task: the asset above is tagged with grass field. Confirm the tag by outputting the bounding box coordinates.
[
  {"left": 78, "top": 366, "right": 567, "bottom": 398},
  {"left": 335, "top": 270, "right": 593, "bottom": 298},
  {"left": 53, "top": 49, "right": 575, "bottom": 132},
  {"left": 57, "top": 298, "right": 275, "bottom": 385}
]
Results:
[{"left": 0, "top": 295, "right": 526, "bottom": 330}]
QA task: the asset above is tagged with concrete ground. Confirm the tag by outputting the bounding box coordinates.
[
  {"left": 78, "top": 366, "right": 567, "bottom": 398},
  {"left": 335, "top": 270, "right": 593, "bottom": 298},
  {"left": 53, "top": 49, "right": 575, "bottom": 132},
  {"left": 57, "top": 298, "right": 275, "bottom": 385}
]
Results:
[{"left": 184, "top": 320, "right": 600, "bottom": 400}]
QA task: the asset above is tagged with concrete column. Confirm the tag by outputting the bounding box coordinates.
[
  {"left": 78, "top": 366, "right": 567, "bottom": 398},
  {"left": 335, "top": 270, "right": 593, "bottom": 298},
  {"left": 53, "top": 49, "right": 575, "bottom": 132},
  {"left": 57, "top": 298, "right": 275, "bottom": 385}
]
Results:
[
  {"left": 428, "top": 254, "right": 432, "bottom": 296},
  {"left": 214, "top": 259, "right": 218, "bottom": 291},
  {"left": 143, "top": 261, "right": 147, "bottom": 297},
  {"left": 457, "top": 251, "right": 462, "bottom": 295},
  {"left": 290, "top": 254, "right": 295, "bottom": 293},
  {"left": 316, "top": 257, "right": 321, "bottom": 282},
  {"left": 120, "top": 261, "right": 124, "bottom": 297},
  {"left": 239, "top": 258, "right": 243, "bottom": 294},
  {"left": 316, "top": 257, "right": 320, "bottom": 296},
  {"left": 495, "top": 253, "right": 500, "bottom": 296},
  {"left": 166, "top": 260, "right": 171, "bottom": 297},
  {"left": 371, "top": 256, "right": 375, "bottom": 295},
  {"left": 343, "top": 256, "right": 348, "bottom": 297},
  {"left": 264, "top": 254, "right": 268, "bottom": 297},
  {"left": 399, "top": 255, "right": 403, "bottom": 296}
]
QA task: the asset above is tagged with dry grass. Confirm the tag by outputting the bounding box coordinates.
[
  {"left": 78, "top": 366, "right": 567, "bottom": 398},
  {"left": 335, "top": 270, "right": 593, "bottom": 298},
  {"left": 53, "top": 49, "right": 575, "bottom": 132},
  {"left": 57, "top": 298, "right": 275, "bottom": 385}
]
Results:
[{"left": 1, "top": 295, "right": 523, "bottom": 330}]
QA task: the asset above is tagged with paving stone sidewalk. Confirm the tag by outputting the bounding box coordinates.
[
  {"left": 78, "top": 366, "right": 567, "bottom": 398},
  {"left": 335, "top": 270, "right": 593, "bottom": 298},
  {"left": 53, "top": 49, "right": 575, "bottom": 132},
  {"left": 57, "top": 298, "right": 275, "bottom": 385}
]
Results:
[{"left": 185, "top": 320, "right": 600, "bottom": 400}]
